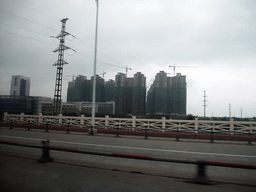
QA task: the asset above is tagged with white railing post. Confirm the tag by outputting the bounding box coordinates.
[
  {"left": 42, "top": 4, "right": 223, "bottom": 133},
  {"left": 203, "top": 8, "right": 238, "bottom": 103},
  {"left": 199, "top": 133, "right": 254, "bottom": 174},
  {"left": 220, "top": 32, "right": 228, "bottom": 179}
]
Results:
[
  {"left": 195, "top": 118, "right": 198, "bottom": 133},
  {"left": 81, "top": 115, "right": 84, "bottom": 127},
  {"left": 4, "top": 112, "right": 8, "bottom": 122},
  {"left": 59, "top": 114, "right": 62, "bottom": 125},
  {"left": 105, "top": 115, "right": 109, "bottom": 129},
  {"left": 20, "top": 113, "right": 24, "bottom": 122},
  {"left": 230, "top": 118, "right": 234, "bottom": 135},
  {"left": 132, "top": 116, "right": 136, "bottom": 129},
  {"left": 162, "top": 117, "right": 166, "bottom": 132}
]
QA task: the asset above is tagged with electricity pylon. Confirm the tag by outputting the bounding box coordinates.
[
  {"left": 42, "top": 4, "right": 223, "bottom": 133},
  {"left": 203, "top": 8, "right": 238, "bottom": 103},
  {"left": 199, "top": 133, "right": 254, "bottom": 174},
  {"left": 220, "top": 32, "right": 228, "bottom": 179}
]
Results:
[
  {"left": 52, "top": 18, "right": 75, "bottom": 116},
  {"left": 202, "top": 90, "right": 208, "bottom": 118}
]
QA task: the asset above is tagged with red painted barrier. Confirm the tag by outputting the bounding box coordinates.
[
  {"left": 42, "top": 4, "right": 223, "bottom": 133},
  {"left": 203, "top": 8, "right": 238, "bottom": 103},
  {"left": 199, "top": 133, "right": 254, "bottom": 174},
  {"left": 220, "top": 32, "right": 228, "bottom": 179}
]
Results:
[
  {"left": 50, "top": 146, "right": 79, "bottom": 153},
  {"left": 206, "top": 161, "right": 256, "bottom": 169},
  {"left": 0, "top": 140, "right": 18, "bottom": 145},
  {"left": 112, "top": 153, "right": 152, "bottom": 160},
  {"left": 1, "top": 121, "right": 255, "bottom": 142},
  {"left": 1, "top": 139, "right": 256, "bottom": 184}
]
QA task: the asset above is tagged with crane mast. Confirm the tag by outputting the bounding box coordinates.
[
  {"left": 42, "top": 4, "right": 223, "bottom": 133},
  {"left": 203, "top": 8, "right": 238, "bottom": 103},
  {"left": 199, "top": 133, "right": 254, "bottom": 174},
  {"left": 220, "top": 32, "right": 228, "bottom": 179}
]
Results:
[{"left": 169, "top": 64, "right": 196, "bottom": 76}]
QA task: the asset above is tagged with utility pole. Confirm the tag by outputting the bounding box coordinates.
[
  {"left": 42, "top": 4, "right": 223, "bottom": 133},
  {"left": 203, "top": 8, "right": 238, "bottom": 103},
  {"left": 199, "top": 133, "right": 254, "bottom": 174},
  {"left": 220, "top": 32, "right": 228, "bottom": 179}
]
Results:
[
  {"left": 91, "top": 0, "right": 99, "bottom": 135},
  {"left": 52, "top": 18, "right": 75, "bottom": 116},
  {"left": 202, "top": 90, "right": 208, "bottom": 118},
  {"left": 229, "top": 104, "right": 231, "bottom": 118},
  {"left": 241, "top": 107, "right": 242, "bottom": 118}
]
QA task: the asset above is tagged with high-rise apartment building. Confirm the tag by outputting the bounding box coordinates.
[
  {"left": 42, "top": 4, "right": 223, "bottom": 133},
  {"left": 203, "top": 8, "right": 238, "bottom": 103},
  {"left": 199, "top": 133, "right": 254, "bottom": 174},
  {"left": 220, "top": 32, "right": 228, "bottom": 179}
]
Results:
[
  {"left": 67, "top": 75, "right": 105, "bottom": 103},
  {"left": 147, "top": 72, "right": 186, "bottom": 115},
  {"left": 67, "top": 80, "right": 75, "bottom": 102},
  {"left": 114, "top": 73, "right": 126, "bottom": 114},
  {"left": 74, "top": 75, "right": 88, "bottom": 102},
  {"left": 132, "top": 72, "right": 146, "bottom": 115},
  {"left": 114, "top": 72, "right": 146, "bottom": 115},
  {"left": 105, "top": 79, "right": 115, "bottom": 102},
  {"left": 10, "top": 75, "right": 30, "bottom": 96},
  {"left": 67, "top": 72, "right": 146, "bottom": 115},
  {"left": 167, "top": 73, "right": 186, "bottom": 115}
]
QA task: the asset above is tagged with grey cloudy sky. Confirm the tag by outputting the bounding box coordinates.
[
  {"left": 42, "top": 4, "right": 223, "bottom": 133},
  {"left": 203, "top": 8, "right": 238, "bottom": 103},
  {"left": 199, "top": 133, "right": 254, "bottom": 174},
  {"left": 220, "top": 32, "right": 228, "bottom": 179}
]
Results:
[{"left": 0, "top": 0, "right": 255, "bottom": 117}]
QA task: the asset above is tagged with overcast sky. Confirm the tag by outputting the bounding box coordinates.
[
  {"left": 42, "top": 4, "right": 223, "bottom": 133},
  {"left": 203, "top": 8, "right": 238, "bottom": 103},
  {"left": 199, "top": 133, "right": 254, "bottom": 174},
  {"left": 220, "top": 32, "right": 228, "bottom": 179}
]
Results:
[{"left": 0, "top": 0, "right": 255, "bottom": 117}]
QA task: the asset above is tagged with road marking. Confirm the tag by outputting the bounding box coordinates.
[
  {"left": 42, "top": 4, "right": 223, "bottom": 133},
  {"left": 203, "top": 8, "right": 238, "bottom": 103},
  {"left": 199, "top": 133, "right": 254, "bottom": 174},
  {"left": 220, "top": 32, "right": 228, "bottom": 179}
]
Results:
[{"left": 1, "top": 135, "right": 256, "bottom": 159}]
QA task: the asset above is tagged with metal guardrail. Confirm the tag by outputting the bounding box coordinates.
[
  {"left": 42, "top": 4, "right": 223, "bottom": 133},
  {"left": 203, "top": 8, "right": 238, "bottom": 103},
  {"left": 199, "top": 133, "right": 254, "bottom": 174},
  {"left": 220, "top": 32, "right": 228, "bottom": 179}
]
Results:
[
  {"left": 0, "top": 120, "right": 255, "bottom": 144},
  {"left": 0, "top": 140, "right": 255, "bottom": 184}
]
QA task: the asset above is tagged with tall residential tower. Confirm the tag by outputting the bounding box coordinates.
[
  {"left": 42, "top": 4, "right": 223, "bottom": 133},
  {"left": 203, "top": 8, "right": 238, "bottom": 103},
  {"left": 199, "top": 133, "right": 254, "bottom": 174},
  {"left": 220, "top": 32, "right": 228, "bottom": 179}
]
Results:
[{"left": 147, "top": 71, "right": 186, "bottom": 115}]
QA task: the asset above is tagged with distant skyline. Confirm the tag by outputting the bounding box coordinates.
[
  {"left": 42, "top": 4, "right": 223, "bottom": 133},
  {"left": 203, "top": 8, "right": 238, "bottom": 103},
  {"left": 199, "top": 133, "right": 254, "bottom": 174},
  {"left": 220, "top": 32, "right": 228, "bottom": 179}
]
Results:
[{"left": 0, "top": 0, "right": 255, "bottom": 117}]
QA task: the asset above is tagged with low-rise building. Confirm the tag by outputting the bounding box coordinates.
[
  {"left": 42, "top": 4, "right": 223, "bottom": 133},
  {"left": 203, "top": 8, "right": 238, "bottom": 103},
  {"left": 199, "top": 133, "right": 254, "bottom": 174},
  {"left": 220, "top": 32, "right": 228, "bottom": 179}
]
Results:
[
  {"left": 0, "top": 95, "right": 50, "bottom": 115},
  {"left": 42, "top": 101, "right": 115, "bottom": 116}
]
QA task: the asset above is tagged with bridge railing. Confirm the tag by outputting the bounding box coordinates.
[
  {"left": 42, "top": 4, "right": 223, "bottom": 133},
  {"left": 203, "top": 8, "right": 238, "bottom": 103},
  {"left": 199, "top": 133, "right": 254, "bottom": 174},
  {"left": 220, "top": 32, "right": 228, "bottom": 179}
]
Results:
[
  {"left": 1, "top": 115, "right": 256, "bottom": 144},
  {"left": 3, "top": 112, "right": 256, "bottom": 133}
]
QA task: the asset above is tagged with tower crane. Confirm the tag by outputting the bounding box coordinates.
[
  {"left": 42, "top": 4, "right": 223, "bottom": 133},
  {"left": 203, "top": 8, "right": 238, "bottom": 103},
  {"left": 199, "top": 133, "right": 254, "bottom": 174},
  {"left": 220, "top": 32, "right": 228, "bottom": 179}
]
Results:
[
  {"left": 98, "top": 71, "right": 106, "bottom": 78},
  {"left": 169, "top": 64, "right": 196, "bottom": 76},
  {"left": 104, "top": 63, "right": 132, "bottom": 76},
  {"left": 125, "top": 66, "right": 132, "bottom": 77}
]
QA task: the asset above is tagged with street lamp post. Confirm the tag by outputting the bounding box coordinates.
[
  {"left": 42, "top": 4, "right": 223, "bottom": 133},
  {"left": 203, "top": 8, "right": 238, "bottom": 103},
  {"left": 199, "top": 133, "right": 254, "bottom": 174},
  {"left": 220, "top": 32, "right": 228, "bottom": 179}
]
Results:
[{"left": 91, "top": 0, "right": 99, "bottom": 135}]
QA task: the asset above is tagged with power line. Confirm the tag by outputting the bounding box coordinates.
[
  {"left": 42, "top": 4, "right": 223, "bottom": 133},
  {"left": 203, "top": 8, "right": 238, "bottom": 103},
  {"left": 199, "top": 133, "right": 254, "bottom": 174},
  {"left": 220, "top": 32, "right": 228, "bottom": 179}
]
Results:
[
  {"left": 0, "top": 21, "right": 51, "bottom": 37},
  {"left": 0, "top": 5, "right": 134, "bottom": 83},
  {"left": 0, "top": 29, "right": 55, "bottom": 45},
  {"left": 1, "top": 2, "right": 136, "bottom": 70},
  {"left": 75, "top": 37, "right": 127, "bottom": 67},
  {"left": 0, "top": 9, "right": 59, "bottom": 31},
  {"left": 0, "top": 14, "right": 118, "bottom": 73},
  {"left": 66, "top": 43, "right": 127, "bottom": 74},
  {"left": 17, "top": 0, "right": 63, "bottom": 20},
  {"left": 0, "top": 2, "right": 144, "bottom": 77},
  {"left": 16, "top": 1, "right": 136, "bottom": 68}
]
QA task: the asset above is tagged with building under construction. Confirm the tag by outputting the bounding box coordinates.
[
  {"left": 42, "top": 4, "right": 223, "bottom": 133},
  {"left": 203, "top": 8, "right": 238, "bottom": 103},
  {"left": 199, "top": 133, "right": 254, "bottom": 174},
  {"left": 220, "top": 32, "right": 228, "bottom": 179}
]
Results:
[{"left": 147, "top": 71, "right": 186, "bottom": 115}]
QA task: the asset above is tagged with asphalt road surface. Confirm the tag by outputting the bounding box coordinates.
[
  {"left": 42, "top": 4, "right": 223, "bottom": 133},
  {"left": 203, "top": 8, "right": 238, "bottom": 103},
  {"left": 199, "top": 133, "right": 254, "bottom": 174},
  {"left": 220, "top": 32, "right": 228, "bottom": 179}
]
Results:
[{"left": 1, "top": 127, "right": 256, "bottom": 191}]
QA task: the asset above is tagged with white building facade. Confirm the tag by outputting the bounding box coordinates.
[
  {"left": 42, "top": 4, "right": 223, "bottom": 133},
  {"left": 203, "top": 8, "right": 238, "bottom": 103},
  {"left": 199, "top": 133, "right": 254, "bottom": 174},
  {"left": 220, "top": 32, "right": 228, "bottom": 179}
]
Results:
[{"left": 10, "top": 75, "right": 30, "bottom": 96}]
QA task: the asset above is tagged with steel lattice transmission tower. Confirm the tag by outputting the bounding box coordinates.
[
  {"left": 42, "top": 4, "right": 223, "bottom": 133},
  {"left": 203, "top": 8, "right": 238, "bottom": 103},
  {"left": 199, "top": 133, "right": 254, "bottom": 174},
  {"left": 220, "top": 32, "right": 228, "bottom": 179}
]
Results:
[
  {"left": 52, "top": 18, "right": 74, "bottom": 115},
  {"left": 202, "top": 90, "right": 208, "bottom": 118}
]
